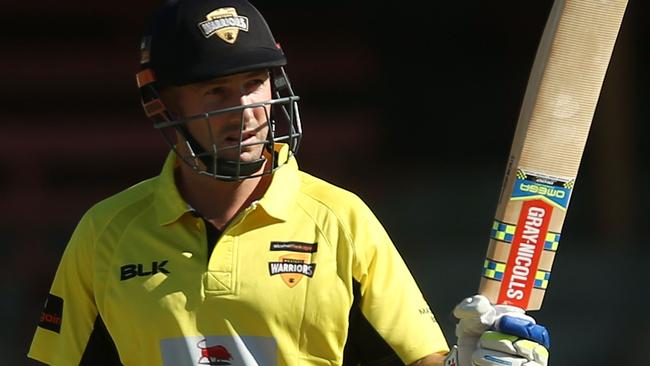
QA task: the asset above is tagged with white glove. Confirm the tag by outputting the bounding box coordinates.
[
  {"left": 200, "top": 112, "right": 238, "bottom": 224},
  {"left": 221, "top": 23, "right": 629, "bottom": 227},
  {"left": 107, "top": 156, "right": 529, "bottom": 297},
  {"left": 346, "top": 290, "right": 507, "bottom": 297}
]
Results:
[{"left": 444, "top": 295, "right": 549, "bottom": 366}]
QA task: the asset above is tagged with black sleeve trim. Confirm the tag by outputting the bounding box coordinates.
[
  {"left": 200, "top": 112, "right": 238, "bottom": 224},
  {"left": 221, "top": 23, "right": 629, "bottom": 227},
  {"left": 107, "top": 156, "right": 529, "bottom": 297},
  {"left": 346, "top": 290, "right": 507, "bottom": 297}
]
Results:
[
  {"left": 79, "top": 315, "right": 122, "bottom": 366},
  {"left": 37, "top": 293, "right": 64, "bottom": 333},
  {"left": 342, "top": 280, "right": 405, "bottom": 366}
]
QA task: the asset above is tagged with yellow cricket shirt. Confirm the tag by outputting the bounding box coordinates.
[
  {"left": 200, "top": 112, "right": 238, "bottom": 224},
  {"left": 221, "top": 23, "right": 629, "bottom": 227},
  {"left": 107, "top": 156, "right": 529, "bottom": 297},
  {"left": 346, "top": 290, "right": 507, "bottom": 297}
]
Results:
[{"left": 29, "top": 145, "right": 449, "bottom": 366}]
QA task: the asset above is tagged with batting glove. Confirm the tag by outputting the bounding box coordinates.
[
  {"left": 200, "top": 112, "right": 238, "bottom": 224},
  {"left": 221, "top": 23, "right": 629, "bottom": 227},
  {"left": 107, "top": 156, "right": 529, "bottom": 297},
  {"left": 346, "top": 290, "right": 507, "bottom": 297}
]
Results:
[{"left": 444, "top": 295, "right": 550, "bottom": 366}]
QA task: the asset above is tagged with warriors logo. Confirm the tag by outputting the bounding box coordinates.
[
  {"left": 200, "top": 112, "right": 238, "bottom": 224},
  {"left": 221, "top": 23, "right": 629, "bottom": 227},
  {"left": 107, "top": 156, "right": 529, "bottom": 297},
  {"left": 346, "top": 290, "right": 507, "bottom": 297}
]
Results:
[
  {"left": 198, "top": 7, "right": 249, "bottom": 44},
  {"left": 268, "top": 253, "right": 316, "bottom": 288}
]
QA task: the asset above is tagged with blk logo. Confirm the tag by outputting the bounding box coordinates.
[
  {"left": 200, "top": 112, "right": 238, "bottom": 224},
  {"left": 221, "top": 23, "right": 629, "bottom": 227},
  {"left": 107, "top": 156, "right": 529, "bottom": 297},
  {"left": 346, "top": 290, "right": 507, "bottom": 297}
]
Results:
[{"left": 120, "top": 260, "right": 170, "bottom": 281}]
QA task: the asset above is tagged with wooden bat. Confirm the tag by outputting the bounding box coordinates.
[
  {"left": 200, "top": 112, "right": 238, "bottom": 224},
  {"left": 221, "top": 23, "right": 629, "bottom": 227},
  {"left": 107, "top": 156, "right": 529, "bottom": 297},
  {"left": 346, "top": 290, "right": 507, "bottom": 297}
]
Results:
[{"left": 479, "top": 0, "right": 628, "bottom": 311}]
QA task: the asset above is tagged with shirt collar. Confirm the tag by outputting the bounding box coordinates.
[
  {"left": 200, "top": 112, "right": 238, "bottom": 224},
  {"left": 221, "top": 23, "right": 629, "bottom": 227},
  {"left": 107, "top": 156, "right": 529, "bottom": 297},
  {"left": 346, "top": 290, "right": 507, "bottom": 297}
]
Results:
[
  {"left": 256, "top": 143, "right": 300, "bottom": 222},
  {"left": 153, "top": 144, "right": 300, "bottom": 226},
  {"left": 153, "top": 151, "right": 193, "bottom": 226}
]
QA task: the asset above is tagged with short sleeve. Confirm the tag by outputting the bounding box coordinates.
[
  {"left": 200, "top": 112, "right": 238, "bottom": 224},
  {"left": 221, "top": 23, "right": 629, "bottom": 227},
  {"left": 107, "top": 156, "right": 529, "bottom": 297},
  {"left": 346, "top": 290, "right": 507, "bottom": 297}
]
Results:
[
  {"left": 28, "top": 212, "right": 101, "bottom": 365},
  {"left": 349, "top": 199, "right": 449, "bottom": 364}
]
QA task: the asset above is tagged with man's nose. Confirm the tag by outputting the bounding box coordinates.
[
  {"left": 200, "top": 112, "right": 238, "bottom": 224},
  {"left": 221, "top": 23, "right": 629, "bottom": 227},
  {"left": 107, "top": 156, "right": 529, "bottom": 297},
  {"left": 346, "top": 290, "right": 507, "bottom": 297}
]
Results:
[
  {"left": 238, "top": 93, "right": 268, "bottom": 122},
  {"left": 238, "top": 94, "right": 256, "bottom": 120}
]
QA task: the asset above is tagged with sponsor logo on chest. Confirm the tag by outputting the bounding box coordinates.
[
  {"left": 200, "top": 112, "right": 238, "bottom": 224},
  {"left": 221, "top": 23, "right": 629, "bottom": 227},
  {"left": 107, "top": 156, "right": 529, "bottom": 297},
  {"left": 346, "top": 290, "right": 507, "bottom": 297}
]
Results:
[
  {"left": 196, "top": 339, "right": 233, "bottom": 365},
  {"left": 160, "top": 335, "right": 277, "bottom": 366}
]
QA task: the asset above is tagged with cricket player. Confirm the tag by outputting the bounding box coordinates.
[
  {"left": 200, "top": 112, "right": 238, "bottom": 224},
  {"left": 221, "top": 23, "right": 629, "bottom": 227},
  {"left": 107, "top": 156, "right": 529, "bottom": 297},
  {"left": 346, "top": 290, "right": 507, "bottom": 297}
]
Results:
[{"left": 28, "top": 0, "right": 549, "bottom": 365}]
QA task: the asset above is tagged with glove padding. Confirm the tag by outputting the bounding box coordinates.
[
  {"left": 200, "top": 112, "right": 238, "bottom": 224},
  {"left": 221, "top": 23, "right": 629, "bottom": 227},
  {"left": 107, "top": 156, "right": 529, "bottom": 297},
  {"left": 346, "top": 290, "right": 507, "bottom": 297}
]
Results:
[
  {"left": 444, "top": 295, "right": 549, "bottom": 366},
  {"left": 473, "top": 330, "right": 549, "bottom": 366}
]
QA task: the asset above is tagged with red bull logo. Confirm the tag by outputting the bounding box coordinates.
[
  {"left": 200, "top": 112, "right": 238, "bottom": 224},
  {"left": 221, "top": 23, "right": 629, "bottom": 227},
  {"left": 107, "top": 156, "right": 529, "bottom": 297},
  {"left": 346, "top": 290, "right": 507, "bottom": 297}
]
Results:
[{"left": 197, "top": 339, "right": 233, "bottom": 365}]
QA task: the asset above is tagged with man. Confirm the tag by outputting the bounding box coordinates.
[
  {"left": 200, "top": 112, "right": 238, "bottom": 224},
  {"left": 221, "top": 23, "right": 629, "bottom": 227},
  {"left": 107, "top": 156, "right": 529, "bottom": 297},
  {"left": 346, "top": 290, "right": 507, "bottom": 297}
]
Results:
[{"left": 28, "top": 0, "right": 549, "bottom": 365}]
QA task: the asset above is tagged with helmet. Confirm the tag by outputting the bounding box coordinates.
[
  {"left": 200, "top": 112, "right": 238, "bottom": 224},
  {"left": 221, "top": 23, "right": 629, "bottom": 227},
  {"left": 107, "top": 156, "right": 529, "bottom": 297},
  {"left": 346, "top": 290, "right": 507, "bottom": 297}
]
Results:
[{"left": 136, "top": 0, "right": 302, "bottom": 181}]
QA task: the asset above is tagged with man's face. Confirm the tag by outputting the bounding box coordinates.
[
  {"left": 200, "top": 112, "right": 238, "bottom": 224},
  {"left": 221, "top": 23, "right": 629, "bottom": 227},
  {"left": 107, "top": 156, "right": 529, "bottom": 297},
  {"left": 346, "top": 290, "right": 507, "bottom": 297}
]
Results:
[{"left": 161, "top": 70, "right": 272, "bottom": 163}]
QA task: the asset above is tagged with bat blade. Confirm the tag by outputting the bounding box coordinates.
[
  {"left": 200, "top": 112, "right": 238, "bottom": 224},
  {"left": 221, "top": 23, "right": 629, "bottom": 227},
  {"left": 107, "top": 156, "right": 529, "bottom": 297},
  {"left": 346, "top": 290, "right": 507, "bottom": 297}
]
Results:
[{"left": 478, "top": 0, "right": 628, "bottom": 311}]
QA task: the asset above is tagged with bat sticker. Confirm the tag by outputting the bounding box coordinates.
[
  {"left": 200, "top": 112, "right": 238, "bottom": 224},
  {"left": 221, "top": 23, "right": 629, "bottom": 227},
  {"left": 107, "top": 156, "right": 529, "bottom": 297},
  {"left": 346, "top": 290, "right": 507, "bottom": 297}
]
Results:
[
  {"left": 497, "top": 199, "right": 553, "bottom": 308},
  {"left": 511, "top": 169, "right": 575, "bottom": 210}
]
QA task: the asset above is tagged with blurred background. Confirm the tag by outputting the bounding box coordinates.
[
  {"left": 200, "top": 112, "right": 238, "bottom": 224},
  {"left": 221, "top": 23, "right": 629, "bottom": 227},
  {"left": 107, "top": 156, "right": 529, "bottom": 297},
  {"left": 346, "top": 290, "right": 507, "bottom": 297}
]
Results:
[{"left": 2, "top": 0, "right": 647, "bottom": 364}]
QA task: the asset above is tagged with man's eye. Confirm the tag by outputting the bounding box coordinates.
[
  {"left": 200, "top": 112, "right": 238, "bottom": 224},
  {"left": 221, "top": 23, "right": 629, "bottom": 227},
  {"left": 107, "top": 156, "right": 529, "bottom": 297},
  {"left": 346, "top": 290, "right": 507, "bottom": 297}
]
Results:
[
  {"left": 206, "top": 87, "right": 225, "bottom": 96},
  {"left": 248, "top": 79, "right": 264, "bottom": 88}
]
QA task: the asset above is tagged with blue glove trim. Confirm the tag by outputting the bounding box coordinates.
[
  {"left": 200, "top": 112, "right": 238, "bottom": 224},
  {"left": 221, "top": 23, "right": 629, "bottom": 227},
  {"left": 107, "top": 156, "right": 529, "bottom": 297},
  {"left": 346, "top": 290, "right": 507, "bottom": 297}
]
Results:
[{"left": 498, "top": 315, "right": 551, "bottom": 349}]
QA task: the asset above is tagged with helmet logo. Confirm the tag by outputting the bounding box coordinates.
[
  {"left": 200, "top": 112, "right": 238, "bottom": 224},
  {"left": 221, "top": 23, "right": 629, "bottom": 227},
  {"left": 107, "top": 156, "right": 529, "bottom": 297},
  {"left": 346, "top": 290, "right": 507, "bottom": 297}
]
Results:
[{"left": 198, "top": 8, "right": 249, "bottom": 44}]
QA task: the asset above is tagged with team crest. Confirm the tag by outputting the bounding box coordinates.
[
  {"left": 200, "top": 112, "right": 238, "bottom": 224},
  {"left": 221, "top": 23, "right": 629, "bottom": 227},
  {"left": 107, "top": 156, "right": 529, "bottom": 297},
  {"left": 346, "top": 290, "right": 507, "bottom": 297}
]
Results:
[
  {"left": 198, "top": 7, "right": 249, "bottom": 44},
  {"left": 268, "top": 253, "right": 316, "bottom": 288}
]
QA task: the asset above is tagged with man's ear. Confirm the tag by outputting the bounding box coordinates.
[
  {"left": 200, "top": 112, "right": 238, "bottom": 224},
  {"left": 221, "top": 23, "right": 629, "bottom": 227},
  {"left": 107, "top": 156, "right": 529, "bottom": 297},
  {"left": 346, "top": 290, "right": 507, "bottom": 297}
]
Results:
[{"left": 158, "top": 87, "right": 179, "bottom": 117}]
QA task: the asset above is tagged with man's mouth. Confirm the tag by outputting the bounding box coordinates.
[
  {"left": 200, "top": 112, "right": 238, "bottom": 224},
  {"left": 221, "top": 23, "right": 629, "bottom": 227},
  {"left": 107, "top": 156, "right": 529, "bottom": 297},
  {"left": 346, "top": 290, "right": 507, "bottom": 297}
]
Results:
[{"left": 222, "top": 130, "right": 261, "bottom": 149}]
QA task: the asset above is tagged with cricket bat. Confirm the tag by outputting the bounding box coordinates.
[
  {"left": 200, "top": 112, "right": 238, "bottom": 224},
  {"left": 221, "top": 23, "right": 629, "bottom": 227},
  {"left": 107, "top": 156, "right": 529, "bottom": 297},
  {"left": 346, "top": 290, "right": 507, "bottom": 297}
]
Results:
[{"left": 479, "top": 0, "right": 628, "bottom": 311}]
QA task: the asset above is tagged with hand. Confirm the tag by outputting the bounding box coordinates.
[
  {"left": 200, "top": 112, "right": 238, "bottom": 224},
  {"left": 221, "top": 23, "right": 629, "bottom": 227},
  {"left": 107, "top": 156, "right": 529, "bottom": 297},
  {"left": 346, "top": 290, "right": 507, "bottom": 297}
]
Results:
[{"left": 444, "top": 295, "right": 549, "bottom": 366}]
